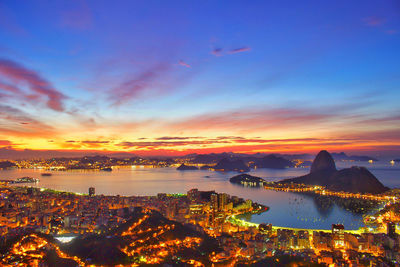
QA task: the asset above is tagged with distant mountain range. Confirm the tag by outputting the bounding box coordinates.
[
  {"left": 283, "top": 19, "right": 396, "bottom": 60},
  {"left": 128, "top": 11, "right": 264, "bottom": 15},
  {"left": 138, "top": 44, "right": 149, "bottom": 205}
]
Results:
[
  {"left": 200, "top": 154, "right": 294, "bottom": 172},
  {"left": 189, "top": 151, "right": 380, "bottom": 164},
  {"left": 0, "top": 161, "right": 16, "bottom": 169},
  {"left": 213, "top": 158, "right": 250, "bottom": 172},
  {"left": 249, "top": 155, "right": 294, "bottom": 169},
  {"left": 330, "top": 152, "right": 378, "bottom": 162},
  {"left": 280, "top": 150, "right": 388, "bottom": 194}
]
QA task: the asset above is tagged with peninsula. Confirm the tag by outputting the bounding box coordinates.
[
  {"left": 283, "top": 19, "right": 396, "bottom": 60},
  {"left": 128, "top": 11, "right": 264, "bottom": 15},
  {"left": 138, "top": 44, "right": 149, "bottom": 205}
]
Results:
[{"left": 280, "top": 150, "right": 388, "bottom": 194}]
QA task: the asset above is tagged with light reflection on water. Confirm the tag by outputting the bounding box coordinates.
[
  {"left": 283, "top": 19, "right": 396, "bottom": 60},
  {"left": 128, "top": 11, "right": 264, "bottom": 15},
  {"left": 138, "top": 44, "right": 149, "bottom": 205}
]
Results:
[{"left": 0, "top": 162, "right": 398, "bottom": 230}]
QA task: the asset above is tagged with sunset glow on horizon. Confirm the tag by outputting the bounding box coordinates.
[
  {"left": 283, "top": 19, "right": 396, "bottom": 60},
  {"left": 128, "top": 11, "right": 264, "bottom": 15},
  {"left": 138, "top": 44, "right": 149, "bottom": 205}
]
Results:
[{"left": 0, "top": 0, "right": 399, "bottom": 158}]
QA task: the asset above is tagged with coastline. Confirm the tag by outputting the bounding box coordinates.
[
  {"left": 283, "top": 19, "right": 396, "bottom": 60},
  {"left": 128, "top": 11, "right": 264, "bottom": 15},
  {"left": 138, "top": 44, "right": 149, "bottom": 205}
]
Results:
[{"left": 5, "top": 184, "right": 385, "bottom": 234}]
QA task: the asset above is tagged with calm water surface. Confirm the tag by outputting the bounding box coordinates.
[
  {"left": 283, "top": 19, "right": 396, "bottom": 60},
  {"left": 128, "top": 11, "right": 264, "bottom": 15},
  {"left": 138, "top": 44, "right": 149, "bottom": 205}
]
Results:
[{"left": 1, "top": 161, "right": 399, "bottom": 230}]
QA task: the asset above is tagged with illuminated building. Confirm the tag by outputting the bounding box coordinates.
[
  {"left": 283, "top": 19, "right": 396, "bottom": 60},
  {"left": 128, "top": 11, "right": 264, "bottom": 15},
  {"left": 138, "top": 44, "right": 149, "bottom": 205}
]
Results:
[
  {"left": 387, "top": 222, "right": 397, "bottom": 238},
  {"left": 258, "top": 223, "right": 272, "bottom": 235},
  {"left": 189, "top": 204, "right": 204, "bottom": 215},
  {"left": 218, "top": 193, "right": 227, "bottom": 212},
  {"left": 297, "top": 230, "right": 310, "bottom": 249},
  {"left": 332, "top": 224, "right": 345, "bottom": 248},
  {"left": 187, "top": 188, "right": 199, "bottom": 202},
  {"left": 210, "top": 193, "right": 218, "bottom": 211},
  {"left": 89, "top": 187, "right": 95, "bottom": 197},
  {"left": 27, "top": 187, "right": 35, "bottom": 196}
]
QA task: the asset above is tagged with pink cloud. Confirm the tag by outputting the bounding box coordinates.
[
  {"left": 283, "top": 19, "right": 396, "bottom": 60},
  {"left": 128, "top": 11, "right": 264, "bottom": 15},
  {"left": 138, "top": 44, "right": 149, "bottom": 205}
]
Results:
[
  {"left": 0, "top": 80, "right": 23, "bottom": 94},
  {"left": 0, "top": 59, "right": 66, "bottom": 111},
  {"left": 178, "top": 60, "right": 191, "bottom": 68},
  {"left": 111, "top": 63, "right": 170, "bottom": 106}
]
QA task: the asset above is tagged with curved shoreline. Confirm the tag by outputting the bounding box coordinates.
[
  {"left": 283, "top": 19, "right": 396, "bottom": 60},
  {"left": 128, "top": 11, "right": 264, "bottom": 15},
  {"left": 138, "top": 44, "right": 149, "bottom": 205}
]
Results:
[{"left": 228, "top": 214, "right": 363, "bottom": 234}]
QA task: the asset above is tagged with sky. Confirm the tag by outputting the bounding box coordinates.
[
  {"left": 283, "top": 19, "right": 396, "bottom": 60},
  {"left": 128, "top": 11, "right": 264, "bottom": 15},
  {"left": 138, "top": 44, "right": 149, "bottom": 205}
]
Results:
[{"left": 0, "top": 0, "right": 399, "bottom": 158}]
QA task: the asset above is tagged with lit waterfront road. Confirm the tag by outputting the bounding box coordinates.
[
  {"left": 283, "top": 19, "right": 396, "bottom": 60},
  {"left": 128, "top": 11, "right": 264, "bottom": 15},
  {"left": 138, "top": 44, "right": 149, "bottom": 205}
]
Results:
[{"left": 227, "top": 215, "right": 370, "bottom": 235}]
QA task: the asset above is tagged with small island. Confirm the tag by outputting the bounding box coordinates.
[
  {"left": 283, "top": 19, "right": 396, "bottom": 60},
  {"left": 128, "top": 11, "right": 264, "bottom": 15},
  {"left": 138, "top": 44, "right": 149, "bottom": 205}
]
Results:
[
  {"left": 176, "top": 164, "right": 199, "bottom": 170},
  {"left": 230, "top": 174, "right": 266, "bottom": 187}
]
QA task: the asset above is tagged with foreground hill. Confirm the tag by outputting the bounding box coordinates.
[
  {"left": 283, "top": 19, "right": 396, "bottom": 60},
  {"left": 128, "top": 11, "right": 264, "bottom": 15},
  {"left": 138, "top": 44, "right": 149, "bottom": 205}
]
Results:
[
  {"left": 280, "top": 150, "right": 388, "bottom": 194},
  {"left": 1, "top": 208, "right": 220, "bottom": 266}
]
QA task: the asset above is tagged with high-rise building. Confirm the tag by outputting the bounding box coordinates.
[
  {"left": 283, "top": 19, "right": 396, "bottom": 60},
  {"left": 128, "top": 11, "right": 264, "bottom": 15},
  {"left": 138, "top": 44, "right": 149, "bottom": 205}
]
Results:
[
  {"left": 387, "top": 222, "right": 397, "bottom": 238},
  {"left": 332, "top": 224, "right": 345, "bottom": 248},
  {"left": 89, "top": 187, "right": 95, "bottom": 197},
  {"left": 27, "top": 187, "right": 34, "bottom": 196},
  {"left": 166, "top": 201, "right": 177, "bottom": 218},
  {"left": 218, "top": 193, "right": 227, "bottom": 212},
  {"left": 187, "top": 188, "right": 199, "bottom": 202},
  {"left": 210, "top": 193, "right": 218, "bottom": 211}
]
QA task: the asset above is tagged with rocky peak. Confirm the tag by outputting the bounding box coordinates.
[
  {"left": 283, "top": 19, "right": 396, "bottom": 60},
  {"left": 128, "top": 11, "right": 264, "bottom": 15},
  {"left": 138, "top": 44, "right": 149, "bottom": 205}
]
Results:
[{"left": 310, "top": 150, "right": 337, "bottom": 173}]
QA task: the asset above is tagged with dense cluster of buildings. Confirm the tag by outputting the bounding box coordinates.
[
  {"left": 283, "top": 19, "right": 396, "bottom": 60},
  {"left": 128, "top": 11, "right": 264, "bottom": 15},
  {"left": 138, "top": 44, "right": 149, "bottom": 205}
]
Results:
[{"left": 0, "top": 185, "right": 399, "bottom": 266}]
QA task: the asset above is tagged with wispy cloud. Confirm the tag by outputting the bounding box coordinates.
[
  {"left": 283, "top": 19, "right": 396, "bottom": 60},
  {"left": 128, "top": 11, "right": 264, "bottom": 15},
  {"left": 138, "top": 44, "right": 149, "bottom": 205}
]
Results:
[
  {"left": 211, "top": 47, "right": 251, "bottom": 56},
  {"left": 81, "top": 140, "right": 110, "bottom": 144},
  {"left": 363, "top": 16, "right": 386, "bottom": 27},
  {"left": 386, "top": 29, "right": 398, "bottom": 35},
  {"left": 60, "top": 0, "right": 93, "bottom": 30},
  {"left": 81, "top": 140, "right": 111, "bottom": 148},
  {"left": 169, "top": 107, "right": 332, "bottom": 133},
  {"left": 117, "top": 140, "right": 229, "bottom": 149},
  {"left": 178, "top": 60, "right": 191, "bottom": 68},
  {"left": 228, "top": 46, "right": 251, "bottom": 54},
  {"left": 0, "top": 105, "right": 56, "bottom": 137},
  {"left": 110, "top": 63, "right": 170, "bottom": 106},
  {"left": 211, "top": 48, "right": 223, "bottom": 57},
  {"left": 156, "top": 136, "right": 203, "bottom": 140},
  {"left": 0, "top": 59, "right": 66, "bottom": 111}
]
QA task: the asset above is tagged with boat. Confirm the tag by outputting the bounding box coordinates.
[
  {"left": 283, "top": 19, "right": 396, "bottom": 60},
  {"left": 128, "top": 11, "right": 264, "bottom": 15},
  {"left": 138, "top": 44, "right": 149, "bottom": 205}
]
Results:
[
  {"left": 41, "top": 173, "right": 52, "bottom": 176},
  {"left": 100, "top": 167, "right": 112, "bottom": 171}
]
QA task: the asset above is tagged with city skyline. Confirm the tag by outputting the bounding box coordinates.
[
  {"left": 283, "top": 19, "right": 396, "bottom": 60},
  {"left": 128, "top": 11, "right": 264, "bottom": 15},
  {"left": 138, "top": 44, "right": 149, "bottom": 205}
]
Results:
[{"left": 1, "top": 0, "right": 400, "bottom": 158}]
